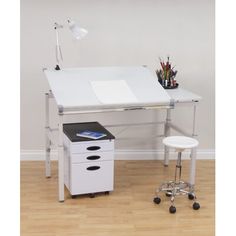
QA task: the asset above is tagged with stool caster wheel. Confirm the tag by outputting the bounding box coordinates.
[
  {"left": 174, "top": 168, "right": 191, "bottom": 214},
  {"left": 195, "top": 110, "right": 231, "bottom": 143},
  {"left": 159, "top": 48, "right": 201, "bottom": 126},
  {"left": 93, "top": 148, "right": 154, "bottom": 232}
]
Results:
[
  {"left": 169, "top": 205, "right": 176, "bottom": 214},
  {"left": 166, "top": 191, "right": 172, "bottom": 197},
  {"left": 188, "top": 193, "right": 195, "bottom": 200},
  {"left": 153, "top": 197, "right": 161, "bottom": 204},
  {"left": 89, "top": 193, "right": 95, "bottom": 198},
  {"left": 193, "top": 202, "right": 200, "bottom": 210}
]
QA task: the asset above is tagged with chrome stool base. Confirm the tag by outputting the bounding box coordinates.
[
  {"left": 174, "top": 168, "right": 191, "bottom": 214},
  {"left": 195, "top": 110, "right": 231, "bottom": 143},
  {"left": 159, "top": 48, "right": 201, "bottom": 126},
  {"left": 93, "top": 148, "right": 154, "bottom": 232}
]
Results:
[
  {"left": 154, "top": 180, "right": 200, "bottom": 213},
  {"left": 154, "top": 151, "right": 200, "bottom": 213}
]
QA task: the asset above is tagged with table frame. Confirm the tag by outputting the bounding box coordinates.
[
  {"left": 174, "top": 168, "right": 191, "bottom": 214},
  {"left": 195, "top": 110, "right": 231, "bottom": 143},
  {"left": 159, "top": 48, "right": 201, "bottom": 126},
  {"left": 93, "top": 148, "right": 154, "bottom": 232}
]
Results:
[{"left": 45, "top": 90, "right": 199, "bottom": 202}]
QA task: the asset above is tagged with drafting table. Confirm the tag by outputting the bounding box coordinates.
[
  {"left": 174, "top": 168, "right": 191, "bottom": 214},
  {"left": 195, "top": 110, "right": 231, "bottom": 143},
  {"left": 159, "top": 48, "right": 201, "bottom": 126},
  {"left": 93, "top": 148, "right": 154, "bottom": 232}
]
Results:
[{"left": 44, "top": 66, "right": 201, "bottom": 202}]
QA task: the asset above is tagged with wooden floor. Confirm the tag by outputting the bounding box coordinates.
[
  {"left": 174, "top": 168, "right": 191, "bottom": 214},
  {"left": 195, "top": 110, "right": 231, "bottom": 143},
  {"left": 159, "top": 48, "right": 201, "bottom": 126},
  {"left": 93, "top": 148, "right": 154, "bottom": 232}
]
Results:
[{"left": 21, "top": 160, "right": 215, "bottom": 236}]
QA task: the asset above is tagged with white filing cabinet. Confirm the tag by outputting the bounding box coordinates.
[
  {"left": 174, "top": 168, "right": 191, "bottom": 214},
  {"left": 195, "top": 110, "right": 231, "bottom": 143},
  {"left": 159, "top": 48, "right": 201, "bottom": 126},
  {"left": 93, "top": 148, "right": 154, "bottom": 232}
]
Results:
[{"left": 63, "top": 122, "right": 115, "bottom": 197}]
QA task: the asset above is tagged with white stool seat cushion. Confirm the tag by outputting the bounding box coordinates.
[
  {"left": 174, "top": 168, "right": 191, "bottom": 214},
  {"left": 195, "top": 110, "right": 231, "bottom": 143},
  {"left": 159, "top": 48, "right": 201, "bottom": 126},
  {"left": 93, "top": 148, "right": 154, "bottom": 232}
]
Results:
[{"left": 163, "top": 136, "right": 199, "bottom": 149}]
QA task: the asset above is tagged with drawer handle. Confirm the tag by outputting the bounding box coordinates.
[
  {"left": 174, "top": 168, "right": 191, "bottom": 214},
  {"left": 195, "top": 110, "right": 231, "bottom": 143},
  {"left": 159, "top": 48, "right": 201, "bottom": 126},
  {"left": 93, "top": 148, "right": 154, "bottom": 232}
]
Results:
[
  {"left": 87, "top": 166, "right": 101, "bottom": 171},
  {"left": 86, "top": 155, "right": 101, "bottom": 160},
  {"left": 87, "top": 146, "right": 101, "bottom": 151}
]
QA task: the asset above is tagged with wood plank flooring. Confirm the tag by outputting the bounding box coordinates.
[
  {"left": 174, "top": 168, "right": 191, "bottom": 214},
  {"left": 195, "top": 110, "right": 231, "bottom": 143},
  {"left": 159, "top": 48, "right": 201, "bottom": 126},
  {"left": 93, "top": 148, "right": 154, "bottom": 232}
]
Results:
[{"left": 21, "top": 160, "right": 215, "bottom": 236}]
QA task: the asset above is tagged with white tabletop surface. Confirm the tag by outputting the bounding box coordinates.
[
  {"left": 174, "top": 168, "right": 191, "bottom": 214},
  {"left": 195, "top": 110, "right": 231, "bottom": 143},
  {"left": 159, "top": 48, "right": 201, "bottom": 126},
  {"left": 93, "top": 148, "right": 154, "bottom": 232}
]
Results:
[
  {"left": 44, "top": 66, "right": 172, "bottom": 111},
  {"left": 166, "top": 88, "right": 201, "bottom": 103}
]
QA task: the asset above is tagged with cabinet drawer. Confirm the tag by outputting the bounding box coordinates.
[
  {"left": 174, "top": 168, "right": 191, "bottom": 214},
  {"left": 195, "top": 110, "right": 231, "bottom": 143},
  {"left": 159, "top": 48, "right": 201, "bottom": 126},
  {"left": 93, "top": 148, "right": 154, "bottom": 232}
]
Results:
[
  {"left": 71, "top": 151, "right": 114, "bottom": 164},
  {"left": 70, "top": 161, "right": 114, "bottom": 195},
  {"left": 70, "top": 140, "right": 114, "bottom": 154}
]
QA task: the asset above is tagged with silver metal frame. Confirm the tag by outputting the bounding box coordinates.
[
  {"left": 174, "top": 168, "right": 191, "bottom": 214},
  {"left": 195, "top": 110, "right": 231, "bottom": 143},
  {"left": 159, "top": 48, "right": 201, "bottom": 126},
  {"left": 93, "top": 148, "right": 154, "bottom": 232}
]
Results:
[{"left": 45, "top": 90, "right": 199, "bottom": 202}]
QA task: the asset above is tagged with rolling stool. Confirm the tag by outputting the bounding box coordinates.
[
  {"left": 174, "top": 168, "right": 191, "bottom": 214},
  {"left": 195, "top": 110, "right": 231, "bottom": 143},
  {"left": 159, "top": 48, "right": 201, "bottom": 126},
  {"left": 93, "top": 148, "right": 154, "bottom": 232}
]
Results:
[{"left": 153, "top": 136, "right": 200, "bottom": 213}]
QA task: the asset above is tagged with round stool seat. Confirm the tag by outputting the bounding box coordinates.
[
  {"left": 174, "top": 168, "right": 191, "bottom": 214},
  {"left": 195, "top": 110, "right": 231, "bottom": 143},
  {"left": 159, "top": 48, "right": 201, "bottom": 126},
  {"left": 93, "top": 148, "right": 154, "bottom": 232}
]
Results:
[{"left": 163, "top": 136, "right": 199, "bottom": 150}]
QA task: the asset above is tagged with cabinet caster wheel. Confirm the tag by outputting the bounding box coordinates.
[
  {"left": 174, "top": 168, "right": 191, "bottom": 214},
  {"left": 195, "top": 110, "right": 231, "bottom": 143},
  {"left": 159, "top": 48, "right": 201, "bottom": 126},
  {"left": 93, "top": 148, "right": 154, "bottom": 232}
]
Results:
[
  {"left": 89, "top": 193, "right": 95, "bottom": 198},
  {"left": 193, "top": 202, "right": 200, "bottom": 210},
  {"left": 188, "top": 193, "right": 195, "bottom": 200},
  {"left": 169, "top": 205, "right": 176, "bottom": 214},
  {"left": 153, "top": 197, "right": 161, "bottom": 204},
  {"left": 105, "top": 191, "right": 110, "bottom": 195},
  {"left": 71, "top": 195, "right": 77, "bottom": 199}
]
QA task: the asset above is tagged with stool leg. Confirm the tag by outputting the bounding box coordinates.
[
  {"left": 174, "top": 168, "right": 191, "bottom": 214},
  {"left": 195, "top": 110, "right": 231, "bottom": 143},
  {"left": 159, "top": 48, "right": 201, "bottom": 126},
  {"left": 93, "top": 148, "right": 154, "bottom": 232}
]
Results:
[
  {"left": 169, "top": 193, "right": 177, "bottom": 213},
  {"left": 174, "top": 152, "right": 182, "bottom": 184}
]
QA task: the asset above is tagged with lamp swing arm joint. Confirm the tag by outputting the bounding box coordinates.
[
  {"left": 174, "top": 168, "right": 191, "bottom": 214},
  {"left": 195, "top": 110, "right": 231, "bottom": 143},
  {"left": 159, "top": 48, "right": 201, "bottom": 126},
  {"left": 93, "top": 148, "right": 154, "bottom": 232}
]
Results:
[{"left": 54, "top": 22, "right": 63, "bottom": 30}]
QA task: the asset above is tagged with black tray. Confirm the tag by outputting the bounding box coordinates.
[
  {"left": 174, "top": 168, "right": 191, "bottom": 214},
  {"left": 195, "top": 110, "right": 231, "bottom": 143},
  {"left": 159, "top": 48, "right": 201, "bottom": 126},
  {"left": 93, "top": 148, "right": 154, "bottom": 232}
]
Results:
[{"left": 162, "top": 83, "right": 179, "bottom": 89}]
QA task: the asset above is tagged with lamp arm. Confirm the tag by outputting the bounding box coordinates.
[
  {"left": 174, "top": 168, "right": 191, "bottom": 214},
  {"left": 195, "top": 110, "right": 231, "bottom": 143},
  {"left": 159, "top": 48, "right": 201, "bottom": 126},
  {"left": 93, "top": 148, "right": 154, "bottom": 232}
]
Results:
[
  {"left": 55, "top": 29, "right": 63, "bottom": 63},
  {"left": 53, "top": 20, "right": 87, "bottom": 70},
  {"left": 54, "top": 23, "right": 63, "bottom": 68}
]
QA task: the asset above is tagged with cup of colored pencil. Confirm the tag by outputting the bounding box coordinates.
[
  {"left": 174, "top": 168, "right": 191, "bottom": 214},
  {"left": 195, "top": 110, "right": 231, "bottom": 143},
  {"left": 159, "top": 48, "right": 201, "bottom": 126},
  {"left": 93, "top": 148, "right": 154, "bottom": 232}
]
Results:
[{"left": 156, "top": 57, "right": 178, "bottom": 89}]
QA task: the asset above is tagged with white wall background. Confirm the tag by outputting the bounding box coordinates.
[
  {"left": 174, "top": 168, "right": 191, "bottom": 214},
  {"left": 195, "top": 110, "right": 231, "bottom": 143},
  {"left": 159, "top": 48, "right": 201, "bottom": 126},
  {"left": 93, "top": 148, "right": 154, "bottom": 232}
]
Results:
[{"left": 20, "top": 0, "right": 215, "bottom": 159}]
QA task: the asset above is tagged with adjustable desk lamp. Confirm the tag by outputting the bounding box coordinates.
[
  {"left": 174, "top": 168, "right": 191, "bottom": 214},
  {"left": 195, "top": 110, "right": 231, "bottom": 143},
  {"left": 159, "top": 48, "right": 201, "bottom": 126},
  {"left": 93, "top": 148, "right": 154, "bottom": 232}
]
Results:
[{"left": 54, "top": 19, "right": 88, "bottom": 70}]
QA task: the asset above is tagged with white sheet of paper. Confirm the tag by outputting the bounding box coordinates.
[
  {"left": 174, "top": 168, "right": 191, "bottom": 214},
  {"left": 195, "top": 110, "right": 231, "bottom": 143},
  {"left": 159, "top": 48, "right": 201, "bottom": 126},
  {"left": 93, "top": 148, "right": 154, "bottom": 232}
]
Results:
[{"left": 90, "top": 80, "right": 138, "bottom": 104}]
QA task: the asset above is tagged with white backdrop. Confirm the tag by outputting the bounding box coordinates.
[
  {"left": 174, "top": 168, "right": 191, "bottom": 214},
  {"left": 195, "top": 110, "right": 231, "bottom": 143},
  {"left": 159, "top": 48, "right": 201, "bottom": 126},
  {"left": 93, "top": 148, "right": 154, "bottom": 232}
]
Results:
[{"left": 20, "top": 0, "right": 215, "bottom": 158}]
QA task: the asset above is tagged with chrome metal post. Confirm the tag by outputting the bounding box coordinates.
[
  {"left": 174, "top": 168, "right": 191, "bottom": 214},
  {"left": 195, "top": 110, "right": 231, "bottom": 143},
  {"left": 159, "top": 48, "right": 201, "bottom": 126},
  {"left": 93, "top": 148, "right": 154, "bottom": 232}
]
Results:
[{"left": 174, "top": 152, "right": 182, "bottom": 184}]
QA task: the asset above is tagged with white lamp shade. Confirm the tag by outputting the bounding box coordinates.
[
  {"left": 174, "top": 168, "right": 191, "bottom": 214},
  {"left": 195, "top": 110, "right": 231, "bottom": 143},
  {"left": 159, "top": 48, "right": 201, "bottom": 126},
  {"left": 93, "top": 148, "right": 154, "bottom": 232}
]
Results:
[{"left": 68, "top": 20, "right": 88, "bottom": 39}]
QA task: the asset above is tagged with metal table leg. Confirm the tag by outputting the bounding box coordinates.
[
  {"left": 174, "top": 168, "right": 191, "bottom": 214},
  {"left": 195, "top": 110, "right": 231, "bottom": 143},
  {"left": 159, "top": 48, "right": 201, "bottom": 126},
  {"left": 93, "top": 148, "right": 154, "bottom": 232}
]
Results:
[
  {"left": 45, "top": 93, "right": 51, "bottom": 177},
  {"left": 58, "top": 113, "right": 64, "bottom": 202},
  {"left": 189, "top": 147, "right": 197, "bottom": 186},
  {"left": 164, "top": 109, "right": 171, "bottom": 166},
  {"left": 189, "top": 103, "right": 198, "bottom": 187},
  {"left": 192, "top": 103, "right": 197, "bottom": 137}
]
